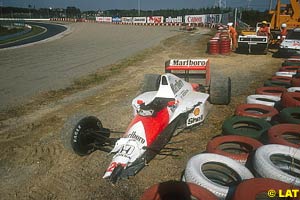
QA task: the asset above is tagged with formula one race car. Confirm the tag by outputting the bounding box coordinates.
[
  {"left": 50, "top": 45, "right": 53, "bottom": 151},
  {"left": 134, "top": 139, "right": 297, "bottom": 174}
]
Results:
[{"left": 61, "top": 59, "right": 231, "bottom": 184}]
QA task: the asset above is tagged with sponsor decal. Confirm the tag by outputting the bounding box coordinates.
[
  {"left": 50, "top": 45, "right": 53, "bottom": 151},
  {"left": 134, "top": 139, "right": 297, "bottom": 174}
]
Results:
[
  {"left": 187, "top": 115, "right": 203, "bottom": 126},
  {"left": 178, "top": 89, "right": 189, "bottom": 99},
  {"left": 170, "top": 79, "right": 184, "bottom": 94},
  {"left": 185, "top": 15, "right": 206, "bottom": 24},
  {"left": 193, "top": 107, "right": 200, "bottom": 116},
  {"left": 147, "top": 16, "right": 164, "bottom": 24},
  {"left": 170, "top": 59, "right": 208, "bottom": 67},
  {"left": 165, "top": 16, "right": 183, "bottom": 23},
  {"left": 119, "top": 144, "right": 135, "bottom": 155},
  {"left": 187, "top": 106, "right": 203, "bottom": 126},
  {"left": 128, "top": 131, "right": 146, "bottom": 144}
]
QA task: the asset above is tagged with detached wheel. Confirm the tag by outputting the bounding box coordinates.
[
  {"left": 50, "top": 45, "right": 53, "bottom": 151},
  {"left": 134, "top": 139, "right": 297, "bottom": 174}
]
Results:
[
  {"left": 209, "top": 76, "right": 231, "bottom": 105},
  {"left": 61, "top": 115, "right": 107, "bottom": 156},
  {"left": 141, "top": 74, "right": 161, "bottom": 93}
]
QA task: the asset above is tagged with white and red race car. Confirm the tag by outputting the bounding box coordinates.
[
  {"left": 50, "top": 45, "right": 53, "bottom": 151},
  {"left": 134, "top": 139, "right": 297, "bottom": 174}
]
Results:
[{"left": 62, "top": 59, "right": 231, "bottom": 183}]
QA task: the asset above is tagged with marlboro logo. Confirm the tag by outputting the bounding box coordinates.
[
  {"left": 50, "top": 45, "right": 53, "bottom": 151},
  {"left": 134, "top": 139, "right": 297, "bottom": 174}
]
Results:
[{"left": 169, "top": 59, "right": 208, "bottom": 67}]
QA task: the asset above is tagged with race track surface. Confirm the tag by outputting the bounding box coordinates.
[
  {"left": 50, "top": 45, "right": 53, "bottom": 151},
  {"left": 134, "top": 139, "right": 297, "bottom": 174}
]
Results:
[{"left": 0, "top": 23, "right": 178, "bottom": 110}]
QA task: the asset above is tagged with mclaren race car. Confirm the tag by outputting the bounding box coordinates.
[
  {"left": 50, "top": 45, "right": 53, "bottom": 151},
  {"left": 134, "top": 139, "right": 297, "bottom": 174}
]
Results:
[{"left": 61, "top": 59, "right": 231, "bottom": 184}]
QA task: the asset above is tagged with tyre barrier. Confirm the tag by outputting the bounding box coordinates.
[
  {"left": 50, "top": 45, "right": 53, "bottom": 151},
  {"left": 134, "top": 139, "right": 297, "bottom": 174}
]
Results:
[
  {"left": 292, "top": 77, "right": 300, "bottom": 87},
  {"left": 254, "top": 144, "right": 300, "bottom": 186},
  {"left": 255, "top": 86, "right": 286, "bottom": 97},
  {"left": 231, "top": 178, "right": 299, "bottom": 200},
  {"left": 219, "top": 38, "right": 231, "bottom": 55},
  {"left": 140, "top": 181, "right": 218, "bottom": 200},
  {"left": 264, "top": 79, "right": 292, "bottom": 88},
  {"left": 282, "top": 61, "right": 300, "bottom": 66},
  {"left": 280, "top": 66, "right": 300, "bottom": 72},
  {"left": 209, "top": 39, "right": 220, "bottom": 55},
  {"left": 281, "top": 92, "right": 300, "bottom": 108},
  {"left": 206, "top": 135, "right": 263, "bottom": 164},
  {"left": 246, "top": 94, "right": 281, "bottom": 107},
  {"left": 275, "top": 71, "right": 297, "bottom": 77},
  {"left": 222, "top": 116, "right": 271, "bottom": 140},
  {"left": 268, "top": 124, "right": 300, "bottom": 148},
  {"left": 288, "top": 87, "right": 300, "bottom": 92},
  {"left": 271, "top": 76, "right": 292, "bottom": 83},
  {"left": 280, "top": 107, "right": 300, "bottom": 124},
  {"left": 235, "top": 103, "right": 278, "bottom": 121},
  {"left": 183, "top": 153, "right": 254, "bottom": 200}
]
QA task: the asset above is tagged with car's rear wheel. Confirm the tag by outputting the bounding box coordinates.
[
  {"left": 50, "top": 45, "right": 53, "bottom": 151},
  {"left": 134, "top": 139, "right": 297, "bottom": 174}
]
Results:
[{"left": 209, "top": 76, "right": 231, "bottom": 105}]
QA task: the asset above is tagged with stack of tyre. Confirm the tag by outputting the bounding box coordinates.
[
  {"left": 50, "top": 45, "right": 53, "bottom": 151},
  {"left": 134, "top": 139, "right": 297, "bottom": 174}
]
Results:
[{"left": 140, "top": 58, "right": 300, "bottom": 200}]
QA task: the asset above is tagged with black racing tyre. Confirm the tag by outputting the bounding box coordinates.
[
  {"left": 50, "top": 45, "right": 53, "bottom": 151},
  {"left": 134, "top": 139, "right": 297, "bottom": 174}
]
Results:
[
  {"left": 281, "top": 92, "right": 300, "bottom": 108},
  {"left": 141, "top": 74, "right": 161, "bottom": 93},
  {"left": 232, "top": 178, "right": 299, "bottom": 200},
  {"left": 234, "top": 104, "right": 278, "bottom": 121},
  {"left": 183, "top": 153, "right": 253, "bottom": 199},
  {"left": 253, "top": 144, "right": 300, "bottom": 186},
  {"left": 61, "top": 115, "right": 106, "bottom": 156},
  {"left": 255, "top": 86, "right": 286, "bottom": 97},
  {"left": 268, "top": 124, "right": 300, "bottom": 148},
  {"left": 206, "top": 135, "right": 263, "bottom": 164},
  {"left": 140, "top": 181, "right": 218, "bottom": 200},
  {"left": 222, "top": 116, "right": 271, "bottom": 140},
  {"left": 280, "top": 107, "right": 300, "bottom": 124},
  {"left": 209, "top": 76, "right": 231, "bottom": 105},
  {"left": 264, "top": 80, "right": 292, "bottom": 88}
]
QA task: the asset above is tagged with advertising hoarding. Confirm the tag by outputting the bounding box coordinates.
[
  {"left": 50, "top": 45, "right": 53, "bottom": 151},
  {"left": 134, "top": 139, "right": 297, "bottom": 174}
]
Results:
[
  {"left": 147, "top": 16, "right": 164, "bottom": 24},
  {"left": 185, "top": 15, "right": 206, "bottom": 24}
]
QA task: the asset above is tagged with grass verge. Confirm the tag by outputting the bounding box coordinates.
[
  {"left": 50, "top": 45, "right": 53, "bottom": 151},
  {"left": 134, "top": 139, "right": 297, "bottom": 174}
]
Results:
[{"left": 0, "top": 25, "right": 45, "bottom": 45}]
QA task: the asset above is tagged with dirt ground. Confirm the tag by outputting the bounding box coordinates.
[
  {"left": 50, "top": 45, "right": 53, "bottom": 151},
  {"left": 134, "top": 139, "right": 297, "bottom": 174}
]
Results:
[{"left": 0, "top": 27, "right": 283, "bottom": 200}]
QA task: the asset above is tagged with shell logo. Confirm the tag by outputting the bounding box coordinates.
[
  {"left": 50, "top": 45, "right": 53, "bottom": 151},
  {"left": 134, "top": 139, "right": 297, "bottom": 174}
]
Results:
[{"left": 193, "top": 107, "right": 200, "bottom": 116}]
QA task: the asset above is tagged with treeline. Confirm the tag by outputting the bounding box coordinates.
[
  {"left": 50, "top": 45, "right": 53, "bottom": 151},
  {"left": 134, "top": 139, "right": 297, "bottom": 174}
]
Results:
[
  {"left": 0, "top": 6, "right": 81, "bottom": 18},
  {"left": 240, "top": 10, "right": 271, "bottom": 27}
]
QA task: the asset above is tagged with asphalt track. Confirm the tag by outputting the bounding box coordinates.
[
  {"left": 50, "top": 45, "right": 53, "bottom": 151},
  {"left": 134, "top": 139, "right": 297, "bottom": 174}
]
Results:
[
  {"left": 0, "top": 22, "right": 67, "bottom": 49},
  {"left": 0, "top": 23, "right": 179, "bottom": 110}
]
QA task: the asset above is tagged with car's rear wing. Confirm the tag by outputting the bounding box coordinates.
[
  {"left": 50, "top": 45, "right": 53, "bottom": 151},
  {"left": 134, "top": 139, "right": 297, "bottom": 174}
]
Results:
[{"left": 165, "top": 59, "right": 210, "bottom": 85}]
